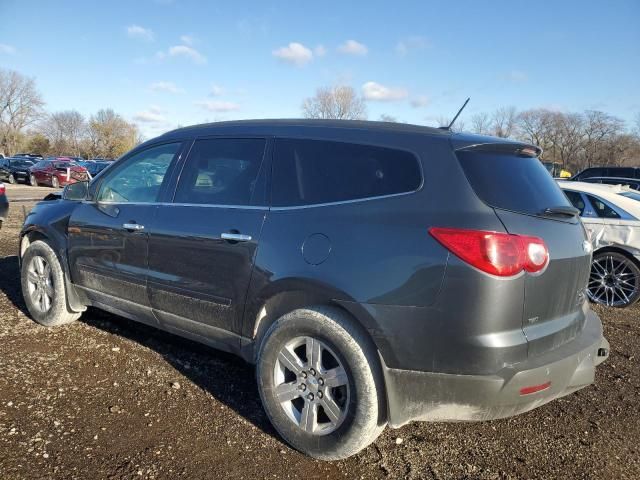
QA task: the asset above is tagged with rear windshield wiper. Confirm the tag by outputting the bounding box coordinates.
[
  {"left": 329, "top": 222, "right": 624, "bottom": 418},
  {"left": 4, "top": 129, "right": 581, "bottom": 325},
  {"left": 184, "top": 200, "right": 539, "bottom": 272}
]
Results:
[{"left": 542, "top": 206, "right": 580, "bottom": 218}]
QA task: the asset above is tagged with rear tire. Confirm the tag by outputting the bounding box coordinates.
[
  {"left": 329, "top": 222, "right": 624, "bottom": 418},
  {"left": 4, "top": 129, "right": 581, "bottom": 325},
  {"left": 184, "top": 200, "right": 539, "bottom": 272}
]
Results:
[
  {"left": 21, "top": 240, "right": 81, "bottom": 326},
  {"left": 256, "top": 306, "right": 386, "bottom": 460},
  {"left": 588, "top": 251, "right": 640, "bottom": 308},
  {"left": 8, "top": 174, "right": 15, "bottom": 184}
]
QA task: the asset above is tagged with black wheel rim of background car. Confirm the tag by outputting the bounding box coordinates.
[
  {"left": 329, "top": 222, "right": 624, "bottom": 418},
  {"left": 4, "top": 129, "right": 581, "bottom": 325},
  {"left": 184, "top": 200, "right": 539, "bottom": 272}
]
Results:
[{"left": 588, "top": 254, "right": 639, "bottom": 307}]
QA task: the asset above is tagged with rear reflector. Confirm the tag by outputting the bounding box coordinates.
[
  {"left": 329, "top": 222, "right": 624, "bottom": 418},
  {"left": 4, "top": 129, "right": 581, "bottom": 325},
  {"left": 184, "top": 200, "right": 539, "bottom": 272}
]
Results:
[
  {"left": 429, "top": 227, "right": 549, "bottom": 277},
  {"left": 519, "top": 381, "right": 551, "bottom": 395}
]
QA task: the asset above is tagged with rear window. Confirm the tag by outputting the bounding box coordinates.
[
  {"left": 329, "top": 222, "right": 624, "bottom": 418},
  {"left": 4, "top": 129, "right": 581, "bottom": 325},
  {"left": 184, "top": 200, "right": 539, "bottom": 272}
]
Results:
[
  {"left": 272, "top": 138, "right": 421, "bottom": 207},
  {"left": 457, "top": 150, "right": 571, "bottom": 215},
  {"left": 619, "top": 191, "right": 640, "bottom": 202}
]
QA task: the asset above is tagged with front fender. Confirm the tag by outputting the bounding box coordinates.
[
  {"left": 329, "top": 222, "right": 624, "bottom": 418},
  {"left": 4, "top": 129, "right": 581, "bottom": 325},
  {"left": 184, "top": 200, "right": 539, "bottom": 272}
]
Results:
[{"left": 20, "top": 199, "right": 88, "bottom": 312}]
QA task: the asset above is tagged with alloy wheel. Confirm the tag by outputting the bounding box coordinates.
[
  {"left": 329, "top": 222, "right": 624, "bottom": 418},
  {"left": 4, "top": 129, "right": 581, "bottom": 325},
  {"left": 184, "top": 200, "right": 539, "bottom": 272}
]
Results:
[
  {"left": 273, "top": 336, "right": 350, "bottom": 435},
  {"left": 588, "top": 254, "right": 639, "bottom": 307},
  {"left": 26, "top": 255, "right": 54, "bottom": 313}
]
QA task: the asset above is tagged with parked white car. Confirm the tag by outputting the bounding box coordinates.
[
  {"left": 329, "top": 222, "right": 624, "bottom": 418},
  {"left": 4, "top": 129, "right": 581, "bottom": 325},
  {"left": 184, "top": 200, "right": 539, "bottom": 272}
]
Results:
[{"left": 558, "top": 181, "right": 640, "bottom": 307}]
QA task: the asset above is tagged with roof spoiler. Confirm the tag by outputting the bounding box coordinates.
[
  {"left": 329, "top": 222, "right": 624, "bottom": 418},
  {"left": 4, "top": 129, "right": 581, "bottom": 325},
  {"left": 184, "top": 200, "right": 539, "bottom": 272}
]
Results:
[{"left": 455, "top": 142, "right": 542, "bottom": 157}]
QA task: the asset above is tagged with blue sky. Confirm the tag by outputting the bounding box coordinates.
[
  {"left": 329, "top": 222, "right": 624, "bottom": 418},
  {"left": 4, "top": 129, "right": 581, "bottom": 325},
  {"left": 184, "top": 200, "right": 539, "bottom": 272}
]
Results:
[{"left": 1, "top": 0, "right": 639, "bottom": 137}]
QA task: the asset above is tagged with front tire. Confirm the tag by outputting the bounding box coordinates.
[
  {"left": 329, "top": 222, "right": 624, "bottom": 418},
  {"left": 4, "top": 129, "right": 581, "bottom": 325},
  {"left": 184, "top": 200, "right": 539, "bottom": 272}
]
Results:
[
  {"left": 21, "top": 240, "right": 81, "bottom": 326},
  {"left": 256, "top": 306, "right": 386, "bottom": 460},
  {"left": 8, "top": 173, "right": 15, "bottom": 184},
  {"left": 51, "top": 176, "right": 59, "bottom": 188},
  {"left": 588, "top": 251, "right": 640, "bottom": 307},
  {"left": 30, "top": 174, "right": 38, "bottom": 186}
]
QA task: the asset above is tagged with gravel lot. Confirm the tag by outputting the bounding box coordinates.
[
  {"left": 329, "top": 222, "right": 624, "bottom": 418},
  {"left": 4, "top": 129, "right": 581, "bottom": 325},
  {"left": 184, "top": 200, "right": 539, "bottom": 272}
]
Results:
[{"left": 1, "top": 185, "right": 639, "bottom": 479}]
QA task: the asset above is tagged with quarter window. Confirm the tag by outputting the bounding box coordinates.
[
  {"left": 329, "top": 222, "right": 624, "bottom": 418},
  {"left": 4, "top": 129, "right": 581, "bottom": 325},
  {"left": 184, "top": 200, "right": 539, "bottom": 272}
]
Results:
[
  {"left": 174, "top": 138, "right": 266, "bottom": 206},
  {"left": 97, "top": 143, "right": 181, "bottom": 203},
  {"left": 272, "top": 138, "right": 421, "bottom": 207},
  {"left": 586, "top": 194, "right": 621, "bottom": 219}
]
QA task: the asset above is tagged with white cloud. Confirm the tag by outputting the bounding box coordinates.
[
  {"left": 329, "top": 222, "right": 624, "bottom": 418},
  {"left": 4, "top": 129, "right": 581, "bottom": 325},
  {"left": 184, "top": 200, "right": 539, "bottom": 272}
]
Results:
[
  {"left": 168, "top": 45, "right": 206, "bottom": 64},
  {"left": 338, "top": 40, "right": 368, "bottom": 56},
  {"left": 362, "top": 81, "right": 408, "bottom": 101},
  {"left": 149, "top": 81, "right": 184, "bottom": 94},
  {"left": 410, "top": 95, "right": 429, "bottom": 108},
  {"left": 134, "top": 105, "right": 166, "bottom": 123},
  {"left": 314, "top": 45, "right": 327, "bottom": 57},
  {"left": 195, "top": 100, "right": 240, "bottom": 112},
  {"left": 180, "top": 35, "right": 195, "bottom": 45},
  {"left": 210, "top": 84, "right": 224, "bottom": 96},
  {"left": 0, "top": 44, "right": 16, "bottom": 55},
  {"left": 127, "top": 25, "right": 154, "bottom": 42},
  {"left": 396, "top": 36, "right": 430, "bottom": 56},
  {"left": 507, "top": 70, "right": 528, "bottom": 82},
  {"left": 272, "top": 42, "right": 313, "bottom": 66}
]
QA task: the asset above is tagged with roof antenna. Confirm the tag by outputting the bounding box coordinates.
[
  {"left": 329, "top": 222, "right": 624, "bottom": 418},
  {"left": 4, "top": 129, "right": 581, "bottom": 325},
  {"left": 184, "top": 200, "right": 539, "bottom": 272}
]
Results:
[{"left": 441, "top": 97, "right": 470, "bottom": 131}]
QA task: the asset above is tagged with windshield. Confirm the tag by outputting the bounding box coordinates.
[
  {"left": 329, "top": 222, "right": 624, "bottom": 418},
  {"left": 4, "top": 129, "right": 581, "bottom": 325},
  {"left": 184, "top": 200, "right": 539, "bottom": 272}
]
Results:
[
  {"left": 9, "top": 159, "right": 34, "bottom": 168},
  {"left": 619, "top": 191, "right": 640, "bottom": 202}
]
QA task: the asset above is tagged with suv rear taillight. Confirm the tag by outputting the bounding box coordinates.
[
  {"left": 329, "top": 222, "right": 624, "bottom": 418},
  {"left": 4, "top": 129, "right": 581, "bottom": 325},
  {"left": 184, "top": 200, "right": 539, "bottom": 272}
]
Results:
[
  {"left": 0, "top": 183, "right": 5, "bottom": 195},
  {"left": 429, "top": 227, "right": 549, "bottom": 277}
]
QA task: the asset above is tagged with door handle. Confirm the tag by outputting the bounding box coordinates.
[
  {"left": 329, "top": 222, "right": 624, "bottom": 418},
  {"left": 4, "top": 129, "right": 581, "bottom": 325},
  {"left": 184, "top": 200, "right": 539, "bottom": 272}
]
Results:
[
  {"left": 221, "top": 232, "right": 252, "bottom": 242},
  {"left": 122, "top": 223, "right": 145, "bottom": 231}
]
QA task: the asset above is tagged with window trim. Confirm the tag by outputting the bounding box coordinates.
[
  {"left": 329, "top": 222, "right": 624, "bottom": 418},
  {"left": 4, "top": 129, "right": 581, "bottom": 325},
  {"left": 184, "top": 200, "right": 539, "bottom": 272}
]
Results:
[
  {"left": 270, "top": 136, "right": 424, "bottom": 209},
  {"left": 168, "top": 135, "right": 271, "bottom": 208}
]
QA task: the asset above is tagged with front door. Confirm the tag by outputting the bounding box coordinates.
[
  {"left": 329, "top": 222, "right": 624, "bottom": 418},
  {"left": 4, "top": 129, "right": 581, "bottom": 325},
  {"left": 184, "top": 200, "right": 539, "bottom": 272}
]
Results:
[
  {"left": 67, "top": 142, "right": 184, "bottom": 322},
  {"left": 146, "top": 137, "right": 269, "bottom": 347}
]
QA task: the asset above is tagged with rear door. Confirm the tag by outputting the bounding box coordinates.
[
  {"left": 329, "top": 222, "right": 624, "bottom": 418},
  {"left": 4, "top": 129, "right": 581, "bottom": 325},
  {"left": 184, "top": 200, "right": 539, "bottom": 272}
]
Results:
[
  {"left": 146, "top": 137, "right": 269, "bottom": 348},
  {"left": 457, "top": 145, "right": 592, "bottom": 358}
]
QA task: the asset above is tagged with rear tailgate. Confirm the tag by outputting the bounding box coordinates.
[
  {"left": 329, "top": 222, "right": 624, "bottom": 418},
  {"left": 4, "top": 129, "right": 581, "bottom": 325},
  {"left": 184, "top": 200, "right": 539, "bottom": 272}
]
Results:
[{"left": 456, "top": 143, "right": 592, "bottom": 358}]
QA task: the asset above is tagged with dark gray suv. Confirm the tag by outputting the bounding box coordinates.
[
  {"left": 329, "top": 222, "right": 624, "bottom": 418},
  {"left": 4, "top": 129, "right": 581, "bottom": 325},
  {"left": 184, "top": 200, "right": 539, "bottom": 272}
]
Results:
[{"left": 19, "top": 120, "right": 609, "bottom": 460}]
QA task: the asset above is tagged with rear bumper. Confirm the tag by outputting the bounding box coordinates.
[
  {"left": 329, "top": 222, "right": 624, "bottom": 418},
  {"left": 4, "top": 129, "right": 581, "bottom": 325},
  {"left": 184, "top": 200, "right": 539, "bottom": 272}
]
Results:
[{"left": 383, "top": 309, "right": 609, "bottom": 428}]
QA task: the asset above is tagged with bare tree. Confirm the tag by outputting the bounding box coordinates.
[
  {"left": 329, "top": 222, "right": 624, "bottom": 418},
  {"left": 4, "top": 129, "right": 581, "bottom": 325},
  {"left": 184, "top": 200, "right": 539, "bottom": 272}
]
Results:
[
  {"left": 38, "top": 110, "right": 87, "bottom": 156},
  {"left": 87, "top": 109, "right": 140, "bottom": 159},
  {"left": 0, "top": 69, "right": 45, "bottom": 154},
  {"left": 491, "top": 106, "right": 517, "bottom": 138},
  {"left": 554, "top": 112, "right": 584, "bottom": 169},
  {"left": 582, "top": 110, "right": 624, "bottom": 168},
  {"left": 517, "top": 109, "right": 554, "bottom": 148},
  {"left": 302, "top": 86, "right": 367, "bottom": 120},
  {"left": 470, "top": 112, "right": 491, "bottom": 135}
]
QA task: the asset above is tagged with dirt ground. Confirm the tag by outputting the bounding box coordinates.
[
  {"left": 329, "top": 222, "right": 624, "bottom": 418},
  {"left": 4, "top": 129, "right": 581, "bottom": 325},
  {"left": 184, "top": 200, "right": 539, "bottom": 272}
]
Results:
[{"left": 0, "top": 187, "right": 639, "bottom": 479}]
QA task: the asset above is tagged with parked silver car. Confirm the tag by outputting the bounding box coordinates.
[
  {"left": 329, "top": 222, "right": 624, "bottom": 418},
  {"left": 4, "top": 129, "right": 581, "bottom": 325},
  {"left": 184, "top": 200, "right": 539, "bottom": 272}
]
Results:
[{"left": 559, "top": 181, "right": 640, "bottom": 307}]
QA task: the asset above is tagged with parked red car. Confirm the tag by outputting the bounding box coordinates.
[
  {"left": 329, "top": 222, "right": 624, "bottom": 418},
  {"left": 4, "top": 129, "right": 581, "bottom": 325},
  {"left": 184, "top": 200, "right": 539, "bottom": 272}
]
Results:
[{"left": 29, "top": 159, "right": 89, "bottom": 188}]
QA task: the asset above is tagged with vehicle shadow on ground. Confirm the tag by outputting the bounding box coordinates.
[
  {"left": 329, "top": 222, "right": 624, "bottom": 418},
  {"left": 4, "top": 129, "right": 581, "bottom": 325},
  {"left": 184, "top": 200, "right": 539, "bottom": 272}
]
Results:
[
  {"left": 84, "top": 309, "right": 280, "bottom": 439},
  {"left": 0, "top": 255, "right": 30, "bottom": 317},
  {"left": 0, "top": 255, "right": 278, "bottom": 440}
]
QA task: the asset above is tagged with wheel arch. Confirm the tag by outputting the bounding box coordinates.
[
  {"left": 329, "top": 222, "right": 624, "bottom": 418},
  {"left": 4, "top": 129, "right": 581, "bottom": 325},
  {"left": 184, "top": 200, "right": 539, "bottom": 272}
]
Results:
[
  {"left": 20, "top": 226, "right": 88, "bottom": 313},
  {"left": 593, "top": 245, "right": 640, "bottom": 268},
  {"left": 246, "top": 281, "right": 389, "bottom": 426}
]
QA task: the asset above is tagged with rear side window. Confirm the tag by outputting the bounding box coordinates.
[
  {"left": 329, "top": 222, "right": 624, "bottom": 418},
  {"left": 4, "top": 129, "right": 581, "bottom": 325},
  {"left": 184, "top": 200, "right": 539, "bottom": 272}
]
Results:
[
  {"left": 586, "top": 194, "right": 620, "bottom": 219},
  {"left": 174, "top": 138, "right": 266, "bottom": 206},
  {"left": 457, "top": 150, "right": 571, "bottom": 215},
  {"left": 272, "top": 139, "right": 421, "bottom": 207}
]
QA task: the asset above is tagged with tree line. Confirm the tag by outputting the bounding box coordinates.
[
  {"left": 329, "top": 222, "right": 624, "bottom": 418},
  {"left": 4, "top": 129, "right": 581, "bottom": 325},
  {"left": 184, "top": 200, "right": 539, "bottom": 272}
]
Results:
[
  {"left": 302, "top": 86, "right": 640, "bottom": 173},
  {"left": 0, "top": 68, "right": 142, "bottom": 159}
]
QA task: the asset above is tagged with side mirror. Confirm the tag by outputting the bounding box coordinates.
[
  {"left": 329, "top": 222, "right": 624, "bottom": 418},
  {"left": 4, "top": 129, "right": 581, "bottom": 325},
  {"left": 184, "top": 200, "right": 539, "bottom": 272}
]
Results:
[{"left": 62, "top": 181, "right": 89, "bottom": 201}]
